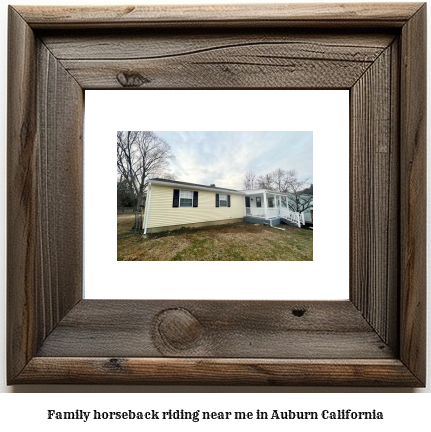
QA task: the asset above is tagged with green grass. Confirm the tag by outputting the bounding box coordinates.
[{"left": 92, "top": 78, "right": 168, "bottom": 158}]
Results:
[{"left": 117, "top": 222, "right": 313, "bottom": 261}]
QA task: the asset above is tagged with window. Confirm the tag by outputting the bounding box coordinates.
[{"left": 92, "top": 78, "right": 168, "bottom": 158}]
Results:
[
  {"left": 216, "top": 193, "right": 230, "bottom": 207},
  {"left": 268, "top": 197, "right": 274, "bottom": 208},
  {"left": 173, "top": 189, "right": 198, "bottom": 207},
  {"left": 281, "top": 196, "right": 287, "bottom": 208},
  {"left": 256, "top": 197, "right": 262, "bottom": 208},
  {"left": 180, "top": 190, "right": 193, "bottom": 207}
]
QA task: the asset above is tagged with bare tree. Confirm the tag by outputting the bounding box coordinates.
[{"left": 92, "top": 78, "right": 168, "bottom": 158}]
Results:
[
  {"left": 256, "top": 175, "right": 265, "bottom": 189},
  {"left": 268, "top": 167, "right": 298, "bottom": 193},
  {"left": 272, "top": 168, "right": 286, "bottom": 191},
  {"left": 243, "top": 170, "right": 257, "bottom": 190},
  {"left": 288, "top": 178, "right": 313, "bottom": 213},
  {"left": 257, "top": 173, "right": 274, "bottom": 190},
  {"left": 281, "top": 169, "right": 298, "bottom": 193},
  {"left": 117, "top": 131, "right": 175, "bottom": 210}
]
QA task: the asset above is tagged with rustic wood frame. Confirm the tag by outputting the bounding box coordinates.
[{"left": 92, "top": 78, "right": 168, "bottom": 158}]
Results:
[{"left": 7, "top": 3, "right": 426, "bottom": 386}]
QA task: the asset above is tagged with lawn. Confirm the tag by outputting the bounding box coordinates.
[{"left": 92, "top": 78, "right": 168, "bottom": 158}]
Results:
[{"left": 117, "top": 222, "right": 313, "bottom": 261}]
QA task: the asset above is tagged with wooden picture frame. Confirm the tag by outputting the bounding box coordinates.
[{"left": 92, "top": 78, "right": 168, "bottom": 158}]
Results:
[{"left": 7, "top": 3, "right": 426, "bottom": 386}]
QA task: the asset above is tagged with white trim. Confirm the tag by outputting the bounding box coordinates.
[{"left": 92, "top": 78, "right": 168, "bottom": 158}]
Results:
[
  {"left": 150, "top": 180, "right": 244, "bottom": 195},
  {"left": 241, "top": 189, "right": 291, "bottom": 196},
  {"left": 143, "top": 182, "right": 152, "bottom": 235}
]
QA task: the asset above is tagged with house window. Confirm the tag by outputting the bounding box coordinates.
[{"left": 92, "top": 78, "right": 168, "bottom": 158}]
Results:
[
  {"left": 216, "top": 193, "right": 230, "bottom": 207},
  {"left": 179, "top": 190, "right": 193, "bottom": 207},
  {"left": 268, "top": 197, "right": 274, "bottom": 208},
  {"left": 256, "top": 197, "right": 261, "bottom": 207},
  {"left": 281, "top": 196, "right": 287, "bottom": 208}
]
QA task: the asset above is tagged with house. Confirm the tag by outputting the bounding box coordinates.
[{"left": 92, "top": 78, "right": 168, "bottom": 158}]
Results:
[
  {"left": 242, "top": 189, "right": 305, "bottom": 227},
  {"left": 142, "top": 178, "right": 311, "bottom": 235},
  {"left": 143, "top": 179, "right": 246, "bottom": 234}
]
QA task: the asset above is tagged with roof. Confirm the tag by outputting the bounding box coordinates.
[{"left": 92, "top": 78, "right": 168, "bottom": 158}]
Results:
[
  {"left": 241, "top": 189, "right": 291, "bottom": 196},
  {"left": 149, "top": 178, "right": 245, "bottom": 195}
]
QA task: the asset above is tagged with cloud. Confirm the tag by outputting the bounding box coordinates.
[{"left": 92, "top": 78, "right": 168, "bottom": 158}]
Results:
[{"left": 155, "top": 131, "right": 312, "bottom": 189}]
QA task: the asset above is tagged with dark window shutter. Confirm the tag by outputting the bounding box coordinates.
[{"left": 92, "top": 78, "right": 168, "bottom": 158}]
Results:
[
  {"left": 193, "top": 191, "right": 198, "bottom": 207},
  {"left": 227, "top": 195, "right": 231, "bottom": 207},
  {"left": 215, "top": 193, "right": 219, "bottom": 207},
  {"left": 173, "top": 189, "right": 179, "bottom": 207}
]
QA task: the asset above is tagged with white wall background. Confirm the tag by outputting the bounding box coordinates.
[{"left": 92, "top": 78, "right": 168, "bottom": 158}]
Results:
[
  {"left": 0, "top": 0, "right": 429, "bottom": 422},
  {"left": 85, "top": 90, "right": 349, "bottom": 300}
]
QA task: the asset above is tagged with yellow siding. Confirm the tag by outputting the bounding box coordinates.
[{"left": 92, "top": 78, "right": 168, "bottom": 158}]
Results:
[{"left": 146, "top": 184, "right": 245, "bottom": 229}]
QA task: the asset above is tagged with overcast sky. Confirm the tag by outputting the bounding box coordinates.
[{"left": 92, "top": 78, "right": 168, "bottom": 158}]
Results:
[{"left": 155, "top": 131, "right": 312, "bottom": 190}]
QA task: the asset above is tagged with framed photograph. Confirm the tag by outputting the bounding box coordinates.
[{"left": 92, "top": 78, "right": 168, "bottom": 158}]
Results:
[{"left": 7, "top": 3, "right": 426, "bottom": 386}]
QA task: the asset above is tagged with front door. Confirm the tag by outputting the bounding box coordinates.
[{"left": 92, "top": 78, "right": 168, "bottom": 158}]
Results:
[{"left": 245, "top": 196, "right": 250, "bottom": 214}]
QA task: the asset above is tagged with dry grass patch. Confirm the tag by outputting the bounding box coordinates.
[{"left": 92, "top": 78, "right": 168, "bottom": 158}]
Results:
[
  {"left": 117, "top": 222, "right": 313, "bottom": 261},
  {"left": 118, "top": 234, "right": 194, "bottom": 261},
  {"left": 117, "top": 214, "right": 136, "bottom": 237}
]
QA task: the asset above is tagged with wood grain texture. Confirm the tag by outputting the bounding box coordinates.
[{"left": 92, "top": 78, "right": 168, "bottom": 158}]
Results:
[
  {"left": 40, "top": 30, "right": 395, "bottom": 89},
  {"left": 399, "top": 3, "right": 427, "bottom": 385},
  {"left": 387, "top": 38, "right": 401, "bottom": 352},
  {"left": 15, "top": 358, "right": 423, "bottom": 386},
  {"left": 36, "top": 300, "right": 393, "bottom": 359},
  {"left": 7, "top": 3, "right": 427, "bottom": 386},
  {"left": 15, "top": 3, "right": 423, "bottom": 29},
  {"left": 57, "top": 37, "right": 394, "bottom": 89},
  {"left": 35, "top": 41, "right": 84, "bottom": 338},
  {"left": 7, "top": 6, "right": 84, "bottom": 384},
  {"left": 7, "top": 6, "right": 38, "bottom": 381},
  {"left": 60, "top": 55, "right": 373, "bottom": 90},
  {"left": 41, "top": 31, "right": 395, "bottom": 60},
  {"left": 350, "top": 44, "right": 398, "bottom": 348}
]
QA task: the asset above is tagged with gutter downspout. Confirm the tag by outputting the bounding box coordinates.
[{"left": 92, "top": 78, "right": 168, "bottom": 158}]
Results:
[{"left": 143, "top": 181, "right": 152, "bottom": 236}]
